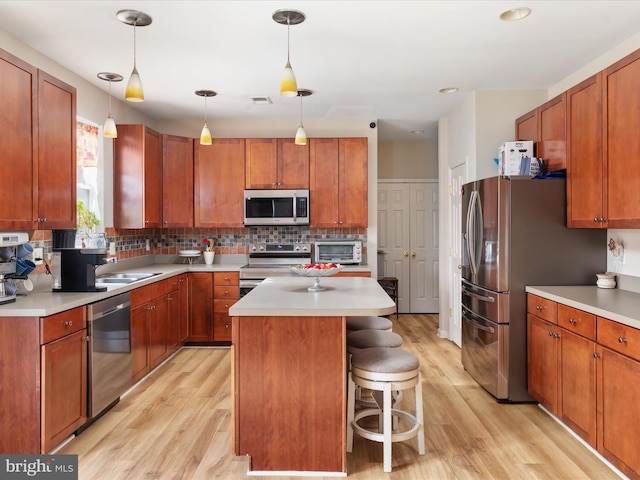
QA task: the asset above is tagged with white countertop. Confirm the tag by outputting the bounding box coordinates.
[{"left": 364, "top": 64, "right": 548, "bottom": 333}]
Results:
[
  {"left": 230, "top": 276, "right": 395, "bottom": 317},
  {"left": 526, "top": 285, "right": 640, "bottom": 330}
]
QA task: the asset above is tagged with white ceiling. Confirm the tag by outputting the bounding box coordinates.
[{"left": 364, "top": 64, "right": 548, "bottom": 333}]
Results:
[{"left": 1, "top": 1, "right": 639, "bottom": 141}]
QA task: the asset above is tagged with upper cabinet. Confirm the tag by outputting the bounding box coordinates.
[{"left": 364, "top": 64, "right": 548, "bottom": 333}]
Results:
[
  {"left": 245, "top": 138, "right": 309, "bottom": 189},
  {"left": 162, "top": 134, "right": 194, "bottom": 228},
  {"left": 0, "top": 49, "right": 76, "bottom": 230},
  {"left": 309, "top": 137, "right": 368, "bottom": 228},
  {"left": 567, "top": 49, "right": 640, "bottom": 228},
  {"left": 515, "top": 94, "right": 566, "bottom": 172},
  {"left": 113, "top": 125, "right": 163, "bottom": 229},
  {"left": 194, "top": 138, "right": 246, "bottom": 227}
]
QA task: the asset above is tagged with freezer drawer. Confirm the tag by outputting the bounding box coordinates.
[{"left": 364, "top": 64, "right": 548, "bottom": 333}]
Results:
[
  {"left": 461, "top": 305, "right": 508, "bottom": 399},
  {"left": 462, "top": 280, "right": 509, "bottom": 324}
]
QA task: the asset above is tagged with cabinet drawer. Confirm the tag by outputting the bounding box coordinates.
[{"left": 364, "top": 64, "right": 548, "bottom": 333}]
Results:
[
  {"left": 213, "top": 298, "right": 237, "bottom": 313},
  {"left": 213, "top": 285, "right": 240, "bottom": 299},
  {"left": 558, "top": 304, "right": 596, "bottom": 340},
  {"left": 213, "top": 271, "right": 239, "bottom": 286},
  {"left": 131, "top": 279, "right": 170, "bottom": 308},
  {"left": 41, "top": 307, "right": 86, "bottom": 344},
  {"left": 598, "top": 317, "right": 640, "bottom": 362},
  {"left": 527, "top": 294, "right": 557, "bottom": 324},
  {"left": 213, "top": 314, "right": 232, "bottom": 341}
]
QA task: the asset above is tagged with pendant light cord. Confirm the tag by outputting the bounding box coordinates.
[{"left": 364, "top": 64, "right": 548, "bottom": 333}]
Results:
[
  {"left": 108, "top": 80, "right": 113, "bottom": 115},
  {"left": 299, "top": 93, "right": 304, "bottom": 127},
  {"left": 132, "top": 19, "right": 137, "bottom": 68}
]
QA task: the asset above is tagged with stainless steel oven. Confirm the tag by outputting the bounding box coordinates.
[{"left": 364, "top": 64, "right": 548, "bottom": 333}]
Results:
[{"left": 239, "top": 243, "right": 311, "bottom": 295}]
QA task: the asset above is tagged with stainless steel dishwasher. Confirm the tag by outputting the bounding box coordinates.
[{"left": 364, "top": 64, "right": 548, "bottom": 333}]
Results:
[{"left": 87, "top": 292, "right": 131, "bottom": 419}]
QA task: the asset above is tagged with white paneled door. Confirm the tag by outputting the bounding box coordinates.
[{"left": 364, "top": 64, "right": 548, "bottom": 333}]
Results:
[
  {"left": 378, "top": 181, "right": 439, "bottom": 313},
  {"left": 449, "top": 165, "right": 465, "bottom": 347}
]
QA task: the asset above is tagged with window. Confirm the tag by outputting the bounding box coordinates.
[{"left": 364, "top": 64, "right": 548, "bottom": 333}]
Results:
[{"left": 76, "top": 119, "right": 102, "bottom": 246}]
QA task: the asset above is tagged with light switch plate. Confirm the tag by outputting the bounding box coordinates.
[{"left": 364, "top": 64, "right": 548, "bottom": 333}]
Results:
[
  {"left": 33, "top": 247, "right": 43, "bottom": 265},
  {"left": 109, "top": 242, "right": 116, "bottom": 255}
]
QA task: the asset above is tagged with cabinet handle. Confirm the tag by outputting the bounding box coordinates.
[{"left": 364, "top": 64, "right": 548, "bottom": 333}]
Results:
[
  {"left": 224, "top": 304, "right": 229, "bottom": 309},
  {"left": 84, "top": 335, "right": 90, "bottom": 342},
  {"left": 548, "top": 331, "right": 554, "bottom": 337},
  {"left": 536, "top": 305, "right": 542, "bottom": 311},
  {"left": 225, "top": 323, "right": 229, "bottom": 329},
  {"left": 224, "top": 290, "right": 229, "bottom": 295},
  {"left": 618, "top": 337, "right": 627, "bottom": 343},
  {"left": 64, "top": 320, "right": 73, "bottom": 326},
  {"left": 593, "top": 352, "right": 601, "bottom": 359},
  {"left": 568, "top": 318, "right": 576, "bottom": 324}
]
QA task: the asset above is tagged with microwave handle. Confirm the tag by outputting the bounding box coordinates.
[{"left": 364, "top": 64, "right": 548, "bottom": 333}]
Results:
[{"left": 293, "top": 191, "right": 297, "bottom": 221}]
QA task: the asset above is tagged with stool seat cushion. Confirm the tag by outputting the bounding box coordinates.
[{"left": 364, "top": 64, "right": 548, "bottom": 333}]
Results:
[
  {"left": 346, "top": 316, "right": 393, "bottom": 331},
  {"left": 347, "top": 330, "right": 403, "bottom": 349},
  {"left": 351, "top": 347, "right": 419, "bottom": 374}
]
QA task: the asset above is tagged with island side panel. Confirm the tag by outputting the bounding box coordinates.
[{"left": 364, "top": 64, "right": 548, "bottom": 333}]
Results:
[{"left": 233, "top": 315, "right": 346, "bottom": 473}]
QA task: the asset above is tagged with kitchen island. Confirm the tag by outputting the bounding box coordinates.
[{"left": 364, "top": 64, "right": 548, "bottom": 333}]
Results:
[{"left": 229, "top": 276, "right": 395, "bottom": 476}]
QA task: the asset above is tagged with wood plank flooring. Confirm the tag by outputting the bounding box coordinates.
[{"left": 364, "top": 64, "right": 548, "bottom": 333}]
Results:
[{"left": 57, "top": 314, "right": 623, "bottom": 479}]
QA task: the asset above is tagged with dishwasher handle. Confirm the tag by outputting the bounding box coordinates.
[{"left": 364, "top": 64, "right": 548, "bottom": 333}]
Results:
[{"left": 91, "top": 301, "right": 130, "bottom": 320}]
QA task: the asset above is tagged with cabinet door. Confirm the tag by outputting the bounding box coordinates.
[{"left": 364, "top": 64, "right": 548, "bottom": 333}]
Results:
[
  {"left": 187, "top": 272, "right": 213, "bottom": 342},
  {"left": 162, "top": 134, "right": 194, "bottom": 227},
  {"left": 559, "top": 328, "right": 596, "bottom": 447},
  {"left": 339, "top": 138, "right": 368, "bottom": 227},
  {"left": 603, "top": 49, "right": 640, "bottom": 228},
  {"left": 131, "top": 304, "right": 150, "bottom": 383},
  {"left": 515, "top": 108, "right": 538, "bottom": 143},
  {"left": 566, "top": 74, "right": 605, "bottom": 228},
  {"left": 41, "top": 330, "right": 87, "bottom": 453},
  {"left": 148, "top": 295, "right": 169, "bottom": 369},
  {"left": 537, "top": 94, "right": 566, "bottom": 172},
  {"left": 36, "top": 70, "right": 77, "bottom": 229},
  {"left": 278, "top": 138, "right": 309, "bottom": 189},
  {"left": 167, "top": 288, "right": 180, "bottom": 354},
  {"left": 114, "top": 125, "right": 163, "bottom": 228},
  {"left": 245, "top": 138, "right": 278, "bottom": 189},
  {"left": 527, "top": 314, "right": 559, "bottom": 415},
  {"left": 597, "top": 346, "right": 640, "bottom": 478},
  {"left": 194, "top": 138, "right": 245, "bottom": 227},
  {"left": 310, "top": 138, "right": 340, "bottom": 227},
  {"left": 178, "top": 274, "right": 189, "bottom": 344},
  {"left": 0, "top": 49, "right": 37, "bottom": 230}
]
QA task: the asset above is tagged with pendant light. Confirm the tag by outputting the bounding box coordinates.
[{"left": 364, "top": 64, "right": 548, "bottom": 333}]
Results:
[
  {"left": 272, "top": 9, "right": 305, "bottom": 97},
  {"left": 117, "top": 9, "right": 152, "bottom": 102},
  {"left": 97, "top": 72, "right": 123, "bottom": 138},
  {"left": 195, "top": 90, "right": 217, "bottom": 145},
  {"left": 295, "top": 89, "right": 312, "bottom": 145}
]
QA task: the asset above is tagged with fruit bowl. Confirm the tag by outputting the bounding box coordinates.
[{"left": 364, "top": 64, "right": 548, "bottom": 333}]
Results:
[{"left": 289, "top": 264, "right": 344, "bottom": 291}]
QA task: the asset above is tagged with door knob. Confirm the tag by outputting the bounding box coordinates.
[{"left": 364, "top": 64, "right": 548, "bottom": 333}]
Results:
[
  {"left": 404, "top": 251, "right": 408, "bottom": 257},
  {"left": 411, "top": 252, "right": 416, "bottom": 257},
  {"left": 458, "top": 265, "right": 462, "bottom": 270}
]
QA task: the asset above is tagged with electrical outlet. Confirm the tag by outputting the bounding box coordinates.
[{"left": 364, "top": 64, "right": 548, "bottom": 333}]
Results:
[
  {"left": 145, "top": 239, "right": 150, "bottom": 251},
  {"left": 109, "top": 242, "right": 116, "bottom": 255},
  {"left": 33, "top": 247, "right": 43, "bottom": 265}
]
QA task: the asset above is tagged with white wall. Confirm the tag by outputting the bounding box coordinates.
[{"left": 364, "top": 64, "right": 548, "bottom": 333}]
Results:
[{"left": 378, "top": 140, "right": 437, "bottom": 179}]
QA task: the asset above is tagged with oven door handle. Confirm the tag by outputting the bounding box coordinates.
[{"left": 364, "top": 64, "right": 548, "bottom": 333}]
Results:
[
  {"left": 462, "top": 286, "right": 495, "bottom": 303},
  {"left": 462, "top": 313, "right": 495, "bottom": 334}
]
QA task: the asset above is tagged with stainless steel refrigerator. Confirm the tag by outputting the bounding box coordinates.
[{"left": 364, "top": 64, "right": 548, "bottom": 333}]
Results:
[{"left": 461, "top": 176, "right": 606, "bottom": 402}]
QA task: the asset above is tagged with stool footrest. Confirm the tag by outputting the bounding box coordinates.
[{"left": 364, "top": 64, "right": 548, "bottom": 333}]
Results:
[{"left": 352, "top": 408, "right": 421, "bottom": 443}]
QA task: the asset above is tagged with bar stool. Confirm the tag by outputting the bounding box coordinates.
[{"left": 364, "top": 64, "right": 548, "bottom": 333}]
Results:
[
  {"left": 346, "top": 347, "right": 425, "bottom": 473},
  {"left": 346, "top": 315, "right": 393, "bottom": 334}
]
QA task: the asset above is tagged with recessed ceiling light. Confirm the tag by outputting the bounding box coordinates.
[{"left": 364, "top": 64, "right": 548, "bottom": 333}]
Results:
[
  {"left": 411, "top": 130, "right": 425, "bottom": 135},
  {"left": 499, "top": 7, "right": 532, "bottom": 21},
  {"left": 250, "top": 96, "right": 272, "bottom": 105},
  {"left": 438, "top": 87, "right": 459, "bottom": 94}
]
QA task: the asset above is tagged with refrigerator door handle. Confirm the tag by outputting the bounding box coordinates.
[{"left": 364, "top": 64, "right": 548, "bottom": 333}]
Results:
[
  {"left": 467, "top": 190, "right": 479, "bottom": 275},
  {"left": 462, "top": 286, "right": 495, "bottom": 303},
  {"left": 462, "top": 312, "right": 495, "bottom": 334}
]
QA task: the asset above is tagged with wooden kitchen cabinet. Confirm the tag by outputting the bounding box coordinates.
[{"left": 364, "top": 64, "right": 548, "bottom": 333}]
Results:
[
  {"left": 245, "top": 138, "right": 309, "bottom": 189},
  {"left": 597, "top": 317, "right": 640, "bottom": 479},
  {"left": 0, "top": 49, "right": 76, "bottom": 230},
  {"left": 514, "top": 94, "right": 566, "bottom": 172},
  {"left": 187, "top": 272, "right": 214, "bottom": 342},
  {"left": 0, "top": 306, "right": 87, "bottom": 454},
  {"left": 527, "top": 313, "right": 559, "bottom": 414},
  {"left": 309, "top": 137, "right": 368, "bottom": 228},
  {"left": 114, "top": 124, "right": 163, "bottom": 229},
  {"left": 162, "top": 134, "right": 194, "bottom": 227},
  {"left": 213, "top": 271, "right": 239, "bottom": 343},
  {"left": 170, "top": 274, "right": 189, "bottom": 345},
  {"left": 194, "top": 138, "right": 246, "bottom": 227}
]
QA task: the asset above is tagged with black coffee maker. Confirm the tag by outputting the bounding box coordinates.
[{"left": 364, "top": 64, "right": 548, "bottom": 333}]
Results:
[{"left": 52, "top": 248, "right": 107, "bottom": 292}]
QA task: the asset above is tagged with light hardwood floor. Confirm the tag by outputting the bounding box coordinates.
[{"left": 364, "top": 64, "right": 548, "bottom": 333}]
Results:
[{"left": 57, "top": 314, "right": 623, "bottom": 479}]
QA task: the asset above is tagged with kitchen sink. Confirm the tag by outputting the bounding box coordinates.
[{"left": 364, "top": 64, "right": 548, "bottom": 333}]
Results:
[{"left": 95, "top": 272, "right": 161, "bottom": 285}]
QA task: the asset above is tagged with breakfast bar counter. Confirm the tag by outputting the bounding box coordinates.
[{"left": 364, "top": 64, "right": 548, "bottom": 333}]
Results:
[{"left": 229, "top": 276, "right": 395, "bottom": 475}]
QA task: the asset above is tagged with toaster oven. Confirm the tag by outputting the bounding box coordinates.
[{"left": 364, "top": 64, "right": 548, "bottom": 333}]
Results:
[{"left": 314, "top": 240, "right": 362, "bottom": 265}]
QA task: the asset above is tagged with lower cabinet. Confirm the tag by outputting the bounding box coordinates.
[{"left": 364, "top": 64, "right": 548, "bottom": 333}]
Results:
[
  {"left": 188, "top": 271, "right": 238, "bottom": 344},
  {"left": 0, "top": 306, "right": 87, "bottom": 454},
  {"left": 527, "top": 293, "right": 640, "bottom": 479},
  {"left": 131, "top": 279, "right": 180, "bottom": 384}
]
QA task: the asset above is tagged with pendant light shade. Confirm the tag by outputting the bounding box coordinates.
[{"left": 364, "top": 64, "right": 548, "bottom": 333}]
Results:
[
  {"left": 117, "top": 10, "right": 152, "bottom": 102},
  {"left": 273, "top": 9, "right": 305, "bottom": 97},
  {"left": 97, "top": 72, "right": 123, "bottom": 138},
  {"left": 196, "top": 90, "right": 217, "bottom": 146},
  {"left": 295, "top": 89, "right": 312, "bottom": 145}
]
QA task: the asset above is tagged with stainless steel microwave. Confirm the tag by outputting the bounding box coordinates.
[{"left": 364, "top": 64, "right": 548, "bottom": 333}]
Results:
[
  {"left": 314, "top": 240, "right": 362, "bottom": 264},
  {"left": 244, "top": 189, "right": 309, "bottom": 226}
]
